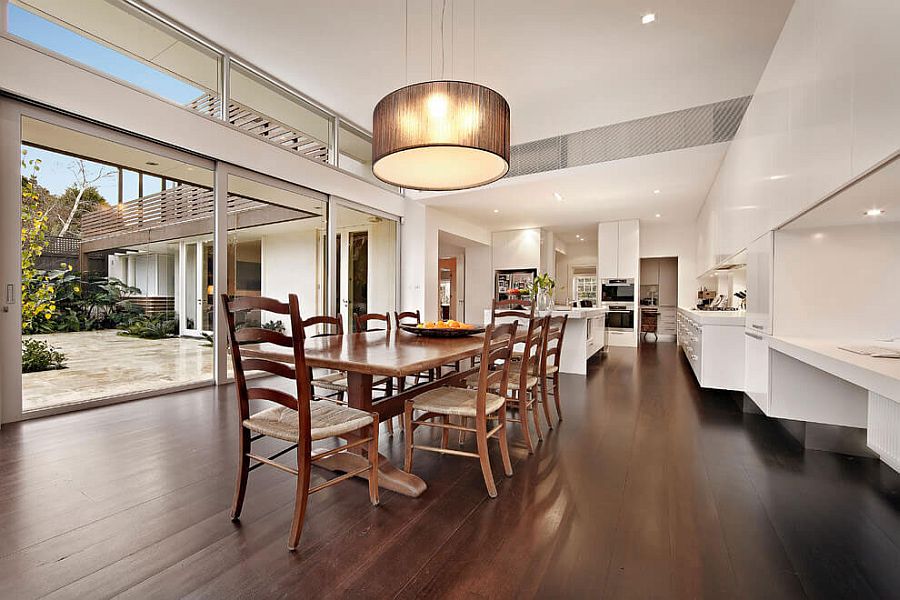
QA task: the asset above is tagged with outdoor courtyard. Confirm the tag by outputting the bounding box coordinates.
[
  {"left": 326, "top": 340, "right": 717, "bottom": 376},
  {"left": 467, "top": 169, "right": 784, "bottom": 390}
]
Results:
[{"left": 22, "top": 330, "right": 216, "bottom": 412}]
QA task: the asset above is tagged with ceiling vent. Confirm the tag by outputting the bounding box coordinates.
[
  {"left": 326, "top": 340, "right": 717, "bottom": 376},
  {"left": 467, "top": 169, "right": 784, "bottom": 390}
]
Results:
[{"left": 508, "top": 96, "right": 751, "bottom": 178}]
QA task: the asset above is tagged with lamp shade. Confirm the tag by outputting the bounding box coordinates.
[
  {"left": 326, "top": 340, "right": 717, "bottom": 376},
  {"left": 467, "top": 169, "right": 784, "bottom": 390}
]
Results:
[{"left": 372, "top": 81, "right": 510, "bottom": 191}]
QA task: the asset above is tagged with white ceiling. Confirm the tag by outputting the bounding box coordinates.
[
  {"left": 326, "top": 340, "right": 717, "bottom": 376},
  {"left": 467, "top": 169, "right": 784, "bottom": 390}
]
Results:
[
  {"left": 140, "top": 0, "right": 792, "bottom": 234},
  {"left": 143, "top": 0, "right": 793, "bottom": 144},
  {"left": 419, "top": 142, "right": 729, "bottom": 239}
]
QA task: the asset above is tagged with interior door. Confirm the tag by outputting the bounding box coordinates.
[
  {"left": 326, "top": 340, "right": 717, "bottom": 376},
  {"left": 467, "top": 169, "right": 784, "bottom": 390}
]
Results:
[
  {"left": 180, "top": 241, "right": 211, "bottom": 337},
  {"left": 337, "top": 229, "right": 369, "bottom": 329}
]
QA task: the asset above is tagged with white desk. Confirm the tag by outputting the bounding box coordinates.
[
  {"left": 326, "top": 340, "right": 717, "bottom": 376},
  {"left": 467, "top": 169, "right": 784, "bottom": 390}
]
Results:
[{"left": 768, "top": 336, "right": 900, "bottom": 471}]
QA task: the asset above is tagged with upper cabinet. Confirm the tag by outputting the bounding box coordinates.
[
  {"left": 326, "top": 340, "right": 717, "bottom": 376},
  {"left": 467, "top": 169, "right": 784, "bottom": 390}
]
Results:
[
  {"left": 617, "top": 220, "right": 639, "bottom": 279},
  {"left": 597, "top": 221, "right": 619, "bottom": 279},
  {"left": 699, "top": 0, "right": 900, "bottom": 268},
  {"left": 598, "top": 220, "right": 639, "bottom": 280}
]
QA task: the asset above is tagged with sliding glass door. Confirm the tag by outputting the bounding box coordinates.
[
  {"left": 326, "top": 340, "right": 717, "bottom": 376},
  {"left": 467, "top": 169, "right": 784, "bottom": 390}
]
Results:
[{"left": 1, "top": 99, "right": 216, "bottom": 422}]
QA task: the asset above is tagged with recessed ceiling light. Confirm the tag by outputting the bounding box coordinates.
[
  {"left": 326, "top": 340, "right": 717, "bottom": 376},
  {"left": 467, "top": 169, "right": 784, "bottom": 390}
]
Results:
[
  {"left": 554, "top": 192, "right": 563, "bottom": 202},
  {"left": 575, "top": 234, "right": 581, "bottom": 238},
  {"left": 865, "top": 208, "right": 885, "bottom": 216},
  {"left": 641, "top": 13, "right": 656, "bottom": 25},
  {"left": 493, "top": 209, "right": 499, "bottom": 213},
  {"left": 655, "top": 213, "right": 661, "bottom": 218},
  {"left": 653, "top": 189, "right": 660, "bottom": 194},
  {"left": 768, "top": 174, "right": 787, "bottom": 181}
]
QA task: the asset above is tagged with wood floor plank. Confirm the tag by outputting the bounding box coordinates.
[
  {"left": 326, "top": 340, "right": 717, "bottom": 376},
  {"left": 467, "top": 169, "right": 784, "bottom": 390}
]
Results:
[{"left": 0, "top": 343, "right": 898, "bottom": 599}]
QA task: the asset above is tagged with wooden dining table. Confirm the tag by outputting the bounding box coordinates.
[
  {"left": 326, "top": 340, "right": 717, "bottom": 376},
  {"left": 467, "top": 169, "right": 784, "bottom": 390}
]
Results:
[{"left": 243, "top": 329, "right": 492, "bottom": 497}]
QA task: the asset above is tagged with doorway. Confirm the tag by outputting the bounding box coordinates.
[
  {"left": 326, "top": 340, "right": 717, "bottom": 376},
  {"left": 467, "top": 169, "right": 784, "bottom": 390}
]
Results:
[{"left": 439, "top": 257, "right": 457, "bottom": 320}]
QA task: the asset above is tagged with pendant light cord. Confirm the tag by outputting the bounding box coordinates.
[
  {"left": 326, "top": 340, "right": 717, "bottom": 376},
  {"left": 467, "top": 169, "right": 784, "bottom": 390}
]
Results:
[{"left": 440, "top": 0, "right": 447, "bottom": 80}]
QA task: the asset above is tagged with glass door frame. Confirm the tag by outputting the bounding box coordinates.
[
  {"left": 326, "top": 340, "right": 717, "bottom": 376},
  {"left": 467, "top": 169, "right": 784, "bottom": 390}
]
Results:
[
  {"left": 0, "top": 97, "right": 215, "bottom": 424},
  {"left": 326, "top": 196, "right": 401, "bottom": 329}
]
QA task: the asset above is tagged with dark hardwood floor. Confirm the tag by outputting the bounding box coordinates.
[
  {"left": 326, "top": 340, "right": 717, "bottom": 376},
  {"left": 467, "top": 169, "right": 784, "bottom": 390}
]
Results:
[{"left": 2, "top": 343, "right": 899, "bottom": 599}]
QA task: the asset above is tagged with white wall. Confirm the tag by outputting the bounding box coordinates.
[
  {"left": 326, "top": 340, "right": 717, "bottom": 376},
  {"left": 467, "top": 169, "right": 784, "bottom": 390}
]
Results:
[
  {"left": 465, "top": 245, "right": 493, "bottom": 324},
  {"left": 774, "top": 223, "right": 900, "bottom": 340},
  {"left": 401, "top": 199, "right": 492, "bottom": 322},
  {"left": 491, "top": 228, "right": 542, "bottom": 271},
  {"left": 695, "top": 0, "right": 900, "bottom": 274},
  {"left": 261, "top": 229, "right": 319, "bottom": 331},
  {"left": 640, "top": 220, "right": 697, "bottom": 308}
]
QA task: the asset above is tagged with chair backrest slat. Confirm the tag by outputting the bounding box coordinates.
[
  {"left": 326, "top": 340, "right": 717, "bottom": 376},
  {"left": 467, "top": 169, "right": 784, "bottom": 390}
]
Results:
[
  {"left": 355, "top": 312, "right": 391, "bottom": 333},
  {"left": 247, "top": 386, "right": 298, "bottom": 410},
  {"left": 518, "top": 316, "right": 548, "bottom": 380},
  {"left": 491, "top": 298, "right": 535, "bottom": 326},
  {"left": 235, "top": 327, "right": 293, "bottom": 346},
  {"left": 394, "top": 310, "right": 420, "bottom": 327},
  {"left": 241, "top": 357, "right": 296, "bottom": 380},
  {"left": 544, "top": 315, "right": 569, "bottom": 367},
  {"left": 302, "top": 314, "right": 343, "bottom": 338}
]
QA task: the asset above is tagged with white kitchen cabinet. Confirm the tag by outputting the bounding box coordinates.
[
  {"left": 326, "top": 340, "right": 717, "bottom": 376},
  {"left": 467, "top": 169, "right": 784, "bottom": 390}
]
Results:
[
  {"left": 597, "top": 221, "right": 619, "bottom": 279},
  {"left": 745, "top": 232, "right": 773, "bottom": 335},
  {"left": 677, "top": 309, "right": 745, "bottom": 391},
  {"left": 697, "top": 0, "right": 900, "bottom": 266},
  {"left": 597, "top": 220, "right": 639, "bottom": 280},
  {"left": 617, "top": 220, "right": 639, "bottom": 280}
]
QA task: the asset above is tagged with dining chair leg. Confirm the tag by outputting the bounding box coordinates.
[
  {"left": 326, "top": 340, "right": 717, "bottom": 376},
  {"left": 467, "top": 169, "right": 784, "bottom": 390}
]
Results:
[
  {"left": 458, "top": 416, "right": 468, "bottom": 445},
  {"left": 476, "top": 417, "right": 498, "bottom": 498},
  {"left": 441, "top": 415, "right": 450, "bottom": 449},
  {"left": 386, "top": 417, "right": 395, "bottom": 436},
  {"left": 517, "top": 390, "right": 534, "bottom": 454},
  {"left": 498, "top": 409, "right": 513, "bottom": 477},
  {"left": 531, "top": 387, "right": 544, "bottom": 442},
  {"left": 540, "top": 378, "right": 553, "bottom": 430},
  {"left": 368, "top": 417, "right": 380, "bottom": 506},
  {"left": 552, "top": 373, "right": 563, "bottom": 421},
  {"left": 288, "top": 443, "right": 312, "bottom": 551},
  {"left": 230, "top": 428, "right": 251, "bottom": 521},
  {"left": 403, "top": 401, "right": 415, "bottom": 473}
]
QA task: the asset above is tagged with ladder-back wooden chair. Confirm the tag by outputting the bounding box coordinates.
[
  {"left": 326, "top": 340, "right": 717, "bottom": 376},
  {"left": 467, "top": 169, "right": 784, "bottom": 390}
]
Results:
[
  {"left": 403, "top": 321, "right": 519, "bottom": 498},
  {"left": 542, "top": 314, "right": 569, "bottom": 422},
  {"left": 222, "top": 294, "right": 380, "bottom": 551},
  {"left": 487, "top": 315, "right": 548, "bottom": 453}
]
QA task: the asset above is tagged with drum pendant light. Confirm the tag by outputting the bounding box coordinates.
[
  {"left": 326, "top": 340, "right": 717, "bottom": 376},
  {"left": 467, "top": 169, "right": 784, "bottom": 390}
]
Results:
[
  {"left": 372, "top": 2, "right": 510, "bottom": 191},
  {"left": 372, "top": 81, "right": 509, "bottom": 191}
]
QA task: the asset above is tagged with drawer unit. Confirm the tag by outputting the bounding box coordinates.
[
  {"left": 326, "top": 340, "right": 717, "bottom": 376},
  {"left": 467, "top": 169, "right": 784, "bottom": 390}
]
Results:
[
  {"left": 677, "top": 309, "right": 744, "bottom": 391},
  {"left": 658, "top": 306, "right": 677, "bottom": 335}
]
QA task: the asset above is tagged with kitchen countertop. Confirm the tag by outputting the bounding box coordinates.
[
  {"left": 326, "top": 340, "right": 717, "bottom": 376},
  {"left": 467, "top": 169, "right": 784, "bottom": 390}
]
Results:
[
  {"left": 484, "top": 307, "right": 606, "bottom": 321},
  {"left": 678, "top": 307, "right": 746, "bottom": 326},
  {"left": 768, "top": 336, "right": 900, "bottom": 402}
]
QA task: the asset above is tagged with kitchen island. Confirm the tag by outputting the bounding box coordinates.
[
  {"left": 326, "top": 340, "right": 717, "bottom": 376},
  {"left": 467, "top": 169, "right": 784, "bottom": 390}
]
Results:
[{"left": 484, "top": 307, "right": 607, "bottom": 375}]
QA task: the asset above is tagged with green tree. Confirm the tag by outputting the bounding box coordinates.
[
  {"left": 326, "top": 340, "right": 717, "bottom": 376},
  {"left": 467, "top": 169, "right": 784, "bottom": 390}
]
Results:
[
  {"left": 50, "top": 185, "right": 110, "bottom": 236},
  {"left": 20, "top": 150, "right": 56, "bottom": 333}
]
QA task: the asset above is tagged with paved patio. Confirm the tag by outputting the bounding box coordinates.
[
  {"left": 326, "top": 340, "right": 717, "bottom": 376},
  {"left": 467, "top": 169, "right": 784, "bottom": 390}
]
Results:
[{"left": 23, "top": 330, "right": 216, "bottom": 412}]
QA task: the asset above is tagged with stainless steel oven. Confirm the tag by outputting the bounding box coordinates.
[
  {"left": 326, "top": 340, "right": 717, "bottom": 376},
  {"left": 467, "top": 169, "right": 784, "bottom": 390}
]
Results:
[
  {"left": 601, "top": 279, "right": 635, "bottom": 303},
  {"left": 605, "top": 305, "right": 635, "bottom": 331}
]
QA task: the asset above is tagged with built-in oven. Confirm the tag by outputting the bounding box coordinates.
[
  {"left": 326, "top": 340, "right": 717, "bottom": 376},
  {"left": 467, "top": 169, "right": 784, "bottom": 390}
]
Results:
[
  {"left": 605, "top": 305, "right": 635, "bottom": 331},
  {"left": 601, "top": 279, "right": 635, "bottom": 303}
]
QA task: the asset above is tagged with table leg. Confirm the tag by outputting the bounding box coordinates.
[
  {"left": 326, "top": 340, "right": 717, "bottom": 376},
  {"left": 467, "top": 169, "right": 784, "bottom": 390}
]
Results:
[{"left": 312, "top": 370, "right": 427, "bottom": 498}]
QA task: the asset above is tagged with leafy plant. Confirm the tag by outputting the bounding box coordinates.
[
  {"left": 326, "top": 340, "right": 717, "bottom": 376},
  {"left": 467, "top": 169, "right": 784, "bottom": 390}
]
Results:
[
  {"left": 530, "top": 273, "right": 556, "bottom": 297},
  {"left": 118, "top": 312, "right": 178, "bottom": 340},
  {"left": 20, "top": 152, "right": 56, "bottom": 333},
  {"left": 263, "top": 320, "right": 285, "bottom": 333},
  {"left": 21, "top": 338, "right": 66, "bottom": 373}
]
